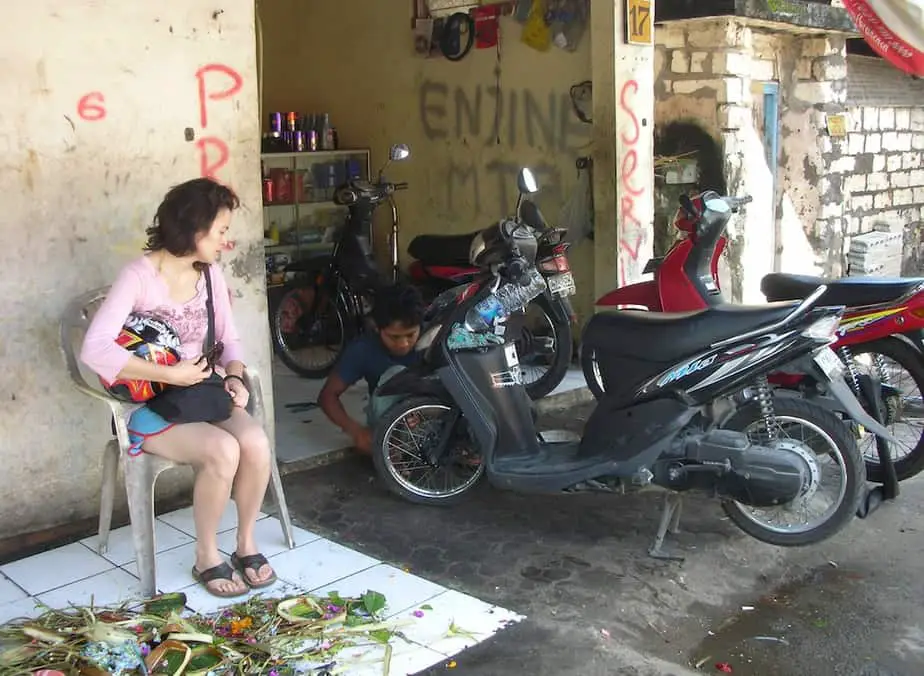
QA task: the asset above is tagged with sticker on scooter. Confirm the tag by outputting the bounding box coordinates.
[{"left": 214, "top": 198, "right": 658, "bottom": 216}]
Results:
[
  {"left": 491, "top": 369, "right": 523, "bottom": 388},
  {"left": 839, "top": 307, "right": 905, "bottom": 334},
  {"left": 656, "top": 354, "right": 718, "bottom": 388}
]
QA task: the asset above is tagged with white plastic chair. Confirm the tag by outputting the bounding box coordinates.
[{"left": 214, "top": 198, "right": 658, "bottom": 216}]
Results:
[{"left": 60, "top": 286, "right": 295, "bottom": 597}]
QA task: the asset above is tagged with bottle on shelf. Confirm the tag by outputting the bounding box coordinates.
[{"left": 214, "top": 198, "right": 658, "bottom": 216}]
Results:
[
  {"left": 269, "top": 220, "right": 280, "bottom": 245},
  {"left": 318, "top": 113, "right": 332, "bottom": 151},
  {"left": 307, "top": 113, "right": 319, "bottom": 152}
]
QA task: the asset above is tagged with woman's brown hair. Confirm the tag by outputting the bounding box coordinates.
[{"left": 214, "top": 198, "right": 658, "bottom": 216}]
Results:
[{"left": 144, "top": 177, "right": 240, "bottom": 260}]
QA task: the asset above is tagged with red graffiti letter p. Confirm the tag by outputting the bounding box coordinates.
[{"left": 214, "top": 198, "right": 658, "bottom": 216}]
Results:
[{"left": 195, "top": 63, "right": 243, "bottom": 128}]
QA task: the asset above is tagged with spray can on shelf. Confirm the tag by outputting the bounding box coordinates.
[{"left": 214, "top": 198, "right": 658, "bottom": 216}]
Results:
[{"left": 318, "top": 113, "right": 331, "bottom": 151}]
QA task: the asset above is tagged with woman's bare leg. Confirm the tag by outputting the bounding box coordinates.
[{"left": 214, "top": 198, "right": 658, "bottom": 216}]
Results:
[
  {"left": 142, "top": 422, "right": 247, "bottom": 595},
  {"left": 214, "top": 408, "right": 273, "bottom": 585}
]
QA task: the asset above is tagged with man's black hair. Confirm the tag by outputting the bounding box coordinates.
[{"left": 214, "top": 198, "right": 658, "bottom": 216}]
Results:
[{"left": 372, "top": 283, "right": 424, "bottom": 329}]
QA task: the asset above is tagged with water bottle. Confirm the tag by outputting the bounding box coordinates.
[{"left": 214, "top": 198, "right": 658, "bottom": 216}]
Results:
[
  {"left": 464, "top": 295, "right": 505, "bottom": 332},
  {"left": 464, "top": 270, "right": 547, "bottom": 332}
]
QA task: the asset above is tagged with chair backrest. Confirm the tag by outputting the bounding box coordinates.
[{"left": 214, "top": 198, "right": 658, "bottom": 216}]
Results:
[{"left": 60, "top": 286, "right": 122, "bottom": 406}]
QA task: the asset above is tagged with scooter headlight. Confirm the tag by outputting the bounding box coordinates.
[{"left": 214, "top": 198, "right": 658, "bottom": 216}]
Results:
[{"left": 802, "top": 315, "right": 840, "bottom": 343}]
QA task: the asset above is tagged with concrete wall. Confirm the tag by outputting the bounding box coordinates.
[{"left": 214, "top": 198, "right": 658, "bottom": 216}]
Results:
[
  {"left": 258, "top": 0, "right": 596, "bottom": 322},
  {"left": 654, "top": 18, "right": 807, "bottom": 303},
  {"left": 651, "top": 18, "right": 924, "bottom": 301},
  {"left": 0, "top": 2, "right": 267, "bottom": 538}
]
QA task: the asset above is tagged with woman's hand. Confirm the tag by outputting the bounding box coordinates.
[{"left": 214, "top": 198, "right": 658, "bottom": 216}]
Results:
[
  {"left": 225, "top": 376, "right": 250, "bottom": 409},
  {"left": 167, "top": 360, "right": 210, "bottom": 387}
]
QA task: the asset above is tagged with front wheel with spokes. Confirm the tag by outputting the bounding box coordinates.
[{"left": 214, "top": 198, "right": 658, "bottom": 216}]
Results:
[{"left": 372, "top": 397, "right": 485, "bottom": 506}]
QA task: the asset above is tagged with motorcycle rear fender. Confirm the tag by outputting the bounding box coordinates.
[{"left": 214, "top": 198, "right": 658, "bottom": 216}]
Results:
[
  {"left": 595, "top": 280, "right": 661, "bottom": 310},
  {"left": 811, "top": 362, "right": 897, "bottom": 442},
  {"left": 542, "top": 290, "right": 574, "bottom": 324}
]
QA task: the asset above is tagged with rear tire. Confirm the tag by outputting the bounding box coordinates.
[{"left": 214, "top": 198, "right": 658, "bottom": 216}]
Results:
[
  {"left": 580, "top": 346, "right": 605, "bottom": 401},
  {"left": 271, "top": 283, "right": 350, "bottom": 379},
  {"left": 720, "top": 397, "right": 865, "bottom": 547},
  {"left": 849, "top": 337, "right": 924, "bottom": 483},
  {"left": 519, "top": 294, "right": 573, "bottom": 400}
]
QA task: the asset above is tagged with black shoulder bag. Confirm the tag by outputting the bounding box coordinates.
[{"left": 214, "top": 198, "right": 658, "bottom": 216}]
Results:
[{"left": 146, "top": 267, "right": 234, "bottom": 424}]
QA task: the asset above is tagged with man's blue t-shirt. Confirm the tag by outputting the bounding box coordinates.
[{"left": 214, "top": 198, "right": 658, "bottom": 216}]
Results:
[{"left": 335, "top": 333, "right": 419, "bottom": 394}]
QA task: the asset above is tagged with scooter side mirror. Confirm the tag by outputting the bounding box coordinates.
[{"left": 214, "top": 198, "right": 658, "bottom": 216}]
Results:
[
  {"left": 377, "top": 143, "right": 411, "bottom": 182},
  {"left": 517, "top": 168, "right": 539, "bottom": 195},
  {"left": 389, "top": 143, "right": 411, "bottom": 161}
]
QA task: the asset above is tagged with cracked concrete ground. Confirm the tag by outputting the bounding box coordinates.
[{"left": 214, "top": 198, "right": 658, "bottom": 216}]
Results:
[{"left": 281, "top": 402, "right": 924, "bottom": 675}]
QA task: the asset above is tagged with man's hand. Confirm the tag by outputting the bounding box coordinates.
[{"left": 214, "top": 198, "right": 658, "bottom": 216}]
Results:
[{"left": 348, "top": 424, "right": 373, "bottom": 455}]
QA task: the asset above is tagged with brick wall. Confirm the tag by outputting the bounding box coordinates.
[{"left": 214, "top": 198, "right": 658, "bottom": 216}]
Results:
[{"left": 842, "top": 56, "right": 924, "bottom": 244}]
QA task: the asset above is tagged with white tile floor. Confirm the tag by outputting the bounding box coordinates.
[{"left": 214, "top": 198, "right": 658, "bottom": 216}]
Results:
[{"left": 0, "top": 501, "right": 524, "bottom": 674}]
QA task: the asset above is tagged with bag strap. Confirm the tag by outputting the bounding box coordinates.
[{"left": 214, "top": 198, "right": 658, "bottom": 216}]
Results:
[{"left": 204, "top": 265, "right": 216, "bottom": 354}]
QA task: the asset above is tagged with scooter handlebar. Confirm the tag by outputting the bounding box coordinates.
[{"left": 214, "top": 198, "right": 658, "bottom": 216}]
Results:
[{"left": 725, "top": 195, "right": 753, "bottom": 212}]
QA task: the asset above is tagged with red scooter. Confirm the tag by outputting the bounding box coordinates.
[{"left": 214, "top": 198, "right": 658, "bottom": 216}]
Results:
[{"left": 587, "top": 190, "right": 924, "bottom": 508}]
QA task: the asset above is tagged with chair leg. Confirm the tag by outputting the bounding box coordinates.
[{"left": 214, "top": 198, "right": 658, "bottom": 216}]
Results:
[
  {"left": 269, "top": 459, "right": 295, "bottom": 549},
  {"left": 97, "top": 439, "right": 120, "bottom": 555},
  {"left": 124, "top": 458, "right": 158, "bottom": 598}
]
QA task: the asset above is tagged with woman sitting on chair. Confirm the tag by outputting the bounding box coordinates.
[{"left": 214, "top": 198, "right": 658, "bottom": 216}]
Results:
[{"left": 80, "top": 177, "right": 276, "bottom": 599}]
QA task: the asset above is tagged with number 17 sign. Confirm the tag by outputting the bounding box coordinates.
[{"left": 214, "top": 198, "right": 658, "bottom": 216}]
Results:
[{"left": 626, "top": 0, "right": 653, "bottom": 45}]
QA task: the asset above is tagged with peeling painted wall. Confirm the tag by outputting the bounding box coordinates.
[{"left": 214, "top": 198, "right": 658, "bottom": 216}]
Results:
[
  {"left": 652, "top": 19, "right": 882, "bottom": 302},
  {"left": 778, "top": 35, "right": 851, "bottom": 278},
  {"left": 258, "top": 0, "right": 597, "bottom": 323},
  {"left": 654, "top": 19, "right": 791, "bottom": 303},
  {"left": 0, "top": 1, "right": 268, "bottom": 538}
]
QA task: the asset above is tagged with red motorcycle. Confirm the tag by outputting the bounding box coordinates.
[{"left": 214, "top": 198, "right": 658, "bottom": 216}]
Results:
[{"left": 587, "top": 189, "right": 924, "bottom": 491}]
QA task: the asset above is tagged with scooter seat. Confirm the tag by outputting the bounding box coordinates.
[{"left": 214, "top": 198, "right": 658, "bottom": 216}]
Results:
[
  {"left": 761, "top": 272, "right": 924, "bottom": 308},
  {"left": 583, "top": 303, "right": 797, "bottom": 362},
  {"left": 407, "top": 233, "right": 476, "bottom": 267}
]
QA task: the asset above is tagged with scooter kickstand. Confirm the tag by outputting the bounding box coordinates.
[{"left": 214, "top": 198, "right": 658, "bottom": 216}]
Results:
[{"left": 648, "top": 493, "right": 685, "bottom": 562}]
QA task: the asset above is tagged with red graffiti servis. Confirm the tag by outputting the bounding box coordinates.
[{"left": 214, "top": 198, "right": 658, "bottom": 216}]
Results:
[
  {"left": 77, "top": 92, "right": 107, "bottom": 121},
  {"left": 618, "top": 79, "right": 644, "bottom": 286}
]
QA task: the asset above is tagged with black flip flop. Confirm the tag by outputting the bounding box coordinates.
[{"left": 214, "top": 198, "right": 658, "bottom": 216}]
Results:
[
  {"left": 191, "top": 561, "right": 249, "bottom": 598},
  {"left": 230, "top": 552, "right": 278, "bottom": 589}
]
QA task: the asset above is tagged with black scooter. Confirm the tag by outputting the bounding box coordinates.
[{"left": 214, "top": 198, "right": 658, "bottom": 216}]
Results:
[{"left": 369, "top": 170, "right": 895, "bottom": 558}]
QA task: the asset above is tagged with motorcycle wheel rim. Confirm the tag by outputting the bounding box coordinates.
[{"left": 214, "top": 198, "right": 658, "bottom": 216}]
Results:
[
  {"left": 733, "top": 415, "right": 848, "bottom": 535},
  {"left": 381, "top": 403, "right": 484, "bottom": 499},
  {"left": 274, "top": 287, "right": 345, "bottom": 370}
]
